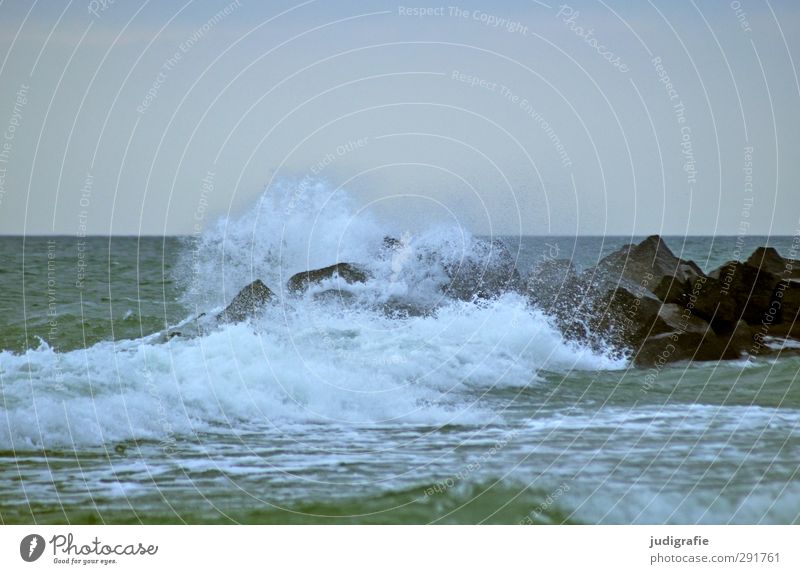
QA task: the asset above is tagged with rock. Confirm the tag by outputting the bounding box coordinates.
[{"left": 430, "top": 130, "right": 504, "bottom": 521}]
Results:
[
  {"left": 382, "top": 236, "right": 403, "bottom": 250},
  {"left": 633, "top": 329, "right": 744, "bottom": 366},
  {"left": 526, "top": 258, "right": 580, "bottom": 311},
  {"left": 217, "top": 279, "right": 274, "bottom": 323},
  {"left": 381, "top": 297, "right": 433, "bottom": 318},
  {"left": 526, "top": 259, "right": 594, "bottom": 342},
  {"left": 442, "top": 238, "right": 524, "bottom": 301},
  {"left": 684, "top": 276, "right": 741, "bottom": 332},
  {"left": 657, "top": 303, "right": 710, "bottom": 335},
  {"left": 761, "top": 280, "right": 800, "bottom": 339},
  {"left": 287, "top": 263, "right": 369, "bottom": 294},
  {"left": 593, "top": 235, "right": 704, "bottom": 288},
  {"left": 633, "top": 317, "right": 753, "bottom": 366},
  {"left": 652, "top": 275, "right": 690, "bottom": 305},
  {"left": 710, "top": 261, "right": 782, "bottom": 325},
  {"left": 312, "top": 289, "right": 356, "bottom": 304},
  {"left": 727, "top": 320, "right": 756, "bottom": 353},
  {"left": 552, "top": 239, "right": 800, "bottom": 366},
  {"left": 746, "top": 247, "right": 800, "bottom": 279},
  {"left": 588, "top": 286, "right": 671, "bottom": 350}
]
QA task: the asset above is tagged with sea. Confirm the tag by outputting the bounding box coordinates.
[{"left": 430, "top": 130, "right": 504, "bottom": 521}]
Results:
[{"left": 1, "top": 183, "right": 799, "bottom": 524}]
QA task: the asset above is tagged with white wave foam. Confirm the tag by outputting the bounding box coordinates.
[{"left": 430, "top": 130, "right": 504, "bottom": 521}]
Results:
[{"left": 0, "top": 181, "right": 624, "bottom": 448}]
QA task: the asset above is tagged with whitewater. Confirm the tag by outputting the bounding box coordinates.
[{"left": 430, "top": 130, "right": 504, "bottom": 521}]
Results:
[{"left": 1, "top": 181, "right": 798, "bottom": 524}]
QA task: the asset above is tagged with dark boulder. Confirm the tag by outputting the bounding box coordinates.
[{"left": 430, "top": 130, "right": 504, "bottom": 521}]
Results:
[
  {"left": 746, "top": 247, "right": 800, "bottom": 279},
  {"left": 710, "top": 261, "right": 782, "bottom": 325},
  {"left": 652, "top": 275, "right": 690, "bottom": 305},
  {"left": 287, "top": 263, "right": 369, "bottom": 294},
  {"left": 633, "top": 329, "right": 744, "bottom": 366},
  {"left": 585, "top": 286, "right": 671, "bottom": 351},
  {"left": 526, "top": 258, "right": 580, "bottom": 312},
  {"left": 217, "top": 279, "right": 274, "bottom": 323},
  {"left": 442, "top": 239, "right": 524, "bottom": 301},
  {"left": 592, "top": 235, "right": 704, "bottom": 288},
  {"left": 760, "top": 280, "right": 800, "bottom": 340},
  {"left": 657, "top": 303, "right": 710, "bottom": 335},
  {"left": 684, "top": 276, "right": 741, "bottom": 332}
]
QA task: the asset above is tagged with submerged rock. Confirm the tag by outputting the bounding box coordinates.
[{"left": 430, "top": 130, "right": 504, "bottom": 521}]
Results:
[
  {"left": 287, "top": 263, "right": 369, "bottom": 294},
  {"left": 442, "top": 238, "right": 523, "bottom": 301},
  {"left": 217, "top": 279, "right": 274, "bottom": 323}
]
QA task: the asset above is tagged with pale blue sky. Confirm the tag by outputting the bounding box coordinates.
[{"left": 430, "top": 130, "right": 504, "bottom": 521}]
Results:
[{"left": 0, "top": 0, "right": 798, "bottom": 235}]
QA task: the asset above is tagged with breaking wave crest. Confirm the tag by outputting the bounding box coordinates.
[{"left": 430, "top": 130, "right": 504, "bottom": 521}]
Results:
[{"left": 0, "top": 180, "right": 624, "bottom": 449}]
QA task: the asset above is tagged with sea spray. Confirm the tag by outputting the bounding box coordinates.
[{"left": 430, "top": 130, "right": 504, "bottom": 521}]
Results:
[{"left": 0, "top": 181, "right": 623, "bottom": 449}]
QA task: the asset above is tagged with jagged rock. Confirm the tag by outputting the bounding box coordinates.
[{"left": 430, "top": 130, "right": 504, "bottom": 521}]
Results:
[
  {"left": 728, "top": 320, "right": 757, "bottom": 353},
  {"left": 685, "top": 276, "right": 741, "bottom": 332},
  {"left": 761, "top": 281, "right": 800, "bottom": 339},
  {"left": 652, "top": 275, "right": 690, "bottom": 305},
  {"left": 746, "top": 247, "right": 800, "bottom": 279},
  {"left": 526, "top": 258, "right": 580, "bottom": 311},
  {"left": 526, "top": 259, "right": 594, "bottom": 343},
  {"left": 657, "top": 303, "right": 710, "bottom": 335},
  {"left": 633, "top": 329, "right": 744, "bottom": 366},
  {"left": 217, "top": 279, "right": 274, "bottom": 323},
  {"left": 287, "top": 263, "right": 369, "bottom": 294},
  {"left": 587, "top": 286, "right": 671, "bottom": 350},
  {"left": 780, "top": 282, "right": 800, "bottom": 328},
  {"left": 633, "top": 317, "right": 752, "bottom": 366},
  {"left": 710, "top": 261, "right": 782, "bottom": 325},
  {"left": 548, "top": 238, "right": 800, "bottom": 365},
  {"left": 442, "top": 239, "right": 523, "bottom": 301},
  {"left": 593, "top": 235, "right": 704, "bottom": 288}
]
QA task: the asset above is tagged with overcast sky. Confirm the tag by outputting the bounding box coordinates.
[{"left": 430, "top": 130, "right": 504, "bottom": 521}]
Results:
[{"left": 0, "top": 0, "right": 798, "bottom": 236}]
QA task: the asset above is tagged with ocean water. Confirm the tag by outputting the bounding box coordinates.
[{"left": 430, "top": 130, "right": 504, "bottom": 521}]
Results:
[{"left": 1, "top": 183, "right": 799, "bottom": 524}]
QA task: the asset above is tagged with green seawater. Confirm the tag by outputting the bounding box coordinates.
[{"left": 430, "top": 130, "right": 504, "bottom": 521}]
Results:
[{"left": 1, "top": 236, "right": 799, "bottom": 524}]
